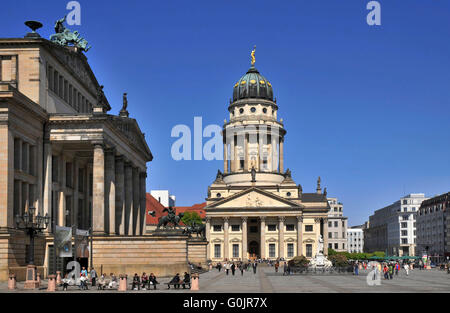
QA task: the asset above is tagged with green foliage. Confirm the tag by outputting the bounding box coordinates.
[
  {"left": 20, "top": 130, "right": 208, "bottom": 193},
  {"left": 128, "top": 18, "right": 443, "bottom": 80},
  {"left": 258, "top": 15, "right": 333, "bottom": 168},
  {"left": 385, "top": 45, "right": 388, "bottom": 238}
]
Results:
[
  {"left": 327, "top": 250, "right": 386, "bottom": 260},
  {"left": 328, "top": 254, "right": 349, "bottom": 267},
  {"left": 288, "top": 256, "right": 310, "bottom": 267},
  {"left": 181, "top": 211, "right": 203, "bottom": 226}
]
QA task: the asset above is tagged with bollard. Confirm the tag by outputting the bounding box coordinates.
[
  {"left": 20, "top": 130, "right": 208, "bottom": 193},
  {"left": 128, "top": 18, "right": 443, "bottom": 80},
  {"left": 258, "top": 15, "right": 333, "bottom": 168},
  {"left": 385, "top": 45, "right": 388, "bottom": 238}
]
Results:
[
  {"left": 8, "top": 274, "right": 16, "bottom": 290},
  {"left": 37, "top": 272, "right": 41, "bottom": 287},
  {"left": 47, "top": 275, "right": 56, "bottom": 292},
  {"left": 56, "top": 271, "right": 62, "bottom": 285},
  {"left": 190, "top": 273, "right": 199, "bottom": 291},
  {"left": 118, "top": 274, "right": 127, "bottom": 291}
]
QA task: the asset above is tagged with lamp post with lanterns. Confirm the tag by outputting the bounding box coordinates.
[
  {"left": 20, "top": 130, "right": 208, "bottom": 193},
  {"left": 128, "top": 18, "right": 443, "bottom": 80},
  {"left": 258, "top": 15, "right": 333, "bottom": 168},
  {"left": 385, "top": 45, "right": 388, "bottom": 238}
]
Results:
[{"left": 15, "top": 207, "right": 50, "bottom": 289}]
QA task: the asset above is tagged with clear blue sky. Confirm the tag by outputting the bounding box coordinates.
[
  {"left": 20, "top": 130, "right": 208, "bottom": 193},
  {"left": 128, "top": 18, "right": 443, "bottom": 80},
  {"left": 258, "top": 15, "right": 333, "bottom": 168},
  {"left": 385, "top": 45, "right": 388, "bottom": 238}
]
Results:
[{"left": 2, "top": 1, "right": 450, "bottom": 226}]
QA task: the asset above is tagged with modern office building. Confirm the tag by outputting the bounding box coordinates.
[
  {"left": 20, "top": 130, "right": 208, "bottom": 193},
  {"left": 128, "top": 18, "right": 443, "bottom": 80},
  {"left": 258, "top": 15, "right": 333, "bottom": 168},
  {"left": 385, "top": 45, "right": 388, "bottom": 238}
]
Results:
[{"left": 347, "top": 227, "right": 364, "bottom": 253}]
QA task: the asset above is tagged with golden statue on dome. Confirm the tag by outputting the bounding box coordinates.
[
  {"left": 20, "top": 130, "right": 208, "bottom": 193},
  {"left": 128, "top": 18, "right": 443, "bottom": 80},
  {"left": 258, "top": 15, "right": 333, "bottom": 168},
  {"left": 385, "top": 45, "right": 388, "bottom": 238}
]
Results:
[{"left": 251, "top": 45, "right": 256, "bottom": 66}]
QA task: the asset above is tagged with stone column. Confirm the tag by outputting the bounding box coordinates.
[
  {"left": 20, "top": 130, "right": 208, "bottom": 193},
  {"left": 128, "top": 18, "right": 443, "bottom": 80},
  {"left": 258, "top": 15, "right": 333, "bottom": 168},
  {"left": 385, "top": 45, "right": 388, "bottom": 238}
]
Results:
[
  {"left": 258, "top": 132, "right": 264, "bottom": 171},
  {"left": 223, "top": 217, "right": 229, "bottom": 260},
  {"left": 297, "top": 216, "right": 303, "bottom": 256},
  {"left": 323, "top": 218, "right": 329, "bottom": 256},
  {"left": 124, "top": 162, "right": 133, "bottom": 235},
  {"left": 279, "top": 137, "right": 284, "bottom": 173},
  {"left": 115, "top": 156, "right": 125, "bottom": 235},
  {"left": 205, "top": 217, "right": 211, "bottom": 260},
  {"left": 139, "top": 171, "right": 147, "bottom": 235},
  {"left": 278, "top": 217, "right": 285, "bottom": 259},
  {"left": 58, "top": 155, "right": 66, "bottom": 227},
  {"left": 260, "top": 217, "right": 266, "bottom": 259},
  {"left": 230, "top": 135, "right": 235, "bottom": 173},
  {"left": 271, "top": 135, "right": 278, "bottom": 172},
  {"left": 43, "top": 142, "right": 52, "bottom": 231},
  {"left": 241, "top": 217, "right": 248, "bottom": 261},
  {"left": 243, "top": 133, "right": 248, "bottom": 172},
  {"left": 73, "top": 159, "right": 79, "bottom": 229},
  {"left": 85, "top": 163, "right": 92, "bottom": 229},
  {"left": 223, "top": 143, "right": 228, "bottom": 174},
  {"left": 104, "top": 149, "right": 116, "bottom": 235},
  {"left": 92, "top": 144, "right": 105, "bottom": 235},
  {"left": 132, "top": 167, "right": 140, "bottom": 236}
]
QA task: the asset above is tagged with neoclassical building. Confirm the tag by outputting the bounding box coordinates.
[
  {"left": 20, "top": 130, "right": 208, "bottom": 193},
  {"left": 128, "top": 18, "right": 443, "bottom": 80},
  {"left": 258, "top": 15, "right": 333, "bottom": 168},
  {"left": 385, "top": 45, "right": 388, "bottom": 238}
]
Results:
[
  {"left": 205, "top": 51, "right": 330, "bottom": 262},
  {"left": 0, "top": 23, "right": 152, "bottom": 280}
]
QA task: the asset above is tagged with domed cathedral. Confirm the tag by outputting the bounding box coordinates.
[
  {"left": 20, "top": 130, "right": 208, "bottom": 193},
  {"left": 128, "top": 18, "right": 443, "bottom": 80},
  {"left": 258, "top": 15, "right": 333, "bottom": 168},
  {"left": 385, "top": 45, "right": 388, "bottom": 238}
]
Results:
[{"left": 205, "top": 47, "right": 330, "bottom": 262}]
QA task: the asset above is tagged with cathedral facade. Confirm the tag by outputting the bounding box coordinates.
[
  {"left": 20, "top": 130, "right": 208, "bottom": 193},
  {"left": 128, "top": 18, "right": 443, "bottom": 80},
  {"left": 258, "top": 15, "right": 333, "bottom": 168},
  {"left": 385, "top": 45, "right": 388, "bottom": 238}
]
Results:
[{"left": 205, "top": 51, "right": 330, "bottom": 262}]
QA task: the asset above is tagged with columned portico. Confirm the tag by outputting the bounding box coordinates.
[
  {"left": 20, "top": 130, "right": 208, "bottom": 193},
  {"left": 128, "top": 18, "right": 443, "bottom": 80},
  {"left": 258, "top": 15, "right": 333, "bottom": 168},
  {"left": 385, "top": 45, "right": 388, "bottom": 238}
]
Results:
[{"left": 260, "top": 216, "right": 266, "bottom": 259}]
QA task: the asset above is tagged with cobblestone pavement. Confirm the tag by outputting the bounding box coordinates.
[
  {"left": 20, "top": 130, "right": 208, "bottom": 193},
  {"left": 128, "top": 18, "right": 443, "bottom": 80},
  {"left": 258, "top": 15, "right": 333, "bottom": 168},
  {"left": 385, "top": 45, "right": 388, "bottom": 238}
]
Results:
[{"left": 1, "top": 266, "right": 450, "bottom": 293}]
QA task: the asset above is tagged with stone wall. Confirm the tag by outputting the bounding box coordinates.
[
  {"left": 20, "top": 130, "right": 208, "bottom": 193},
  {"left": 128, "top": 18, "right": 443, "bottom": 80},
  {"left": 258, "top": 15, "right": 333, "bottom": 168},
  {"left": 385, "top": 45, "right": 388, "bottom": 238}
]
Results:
[
  {"left": 92, "top": 235, "right": 189, "bottom": 278},
  {"left": 187, "top": 239, "right": 208, "bottom": 266}
]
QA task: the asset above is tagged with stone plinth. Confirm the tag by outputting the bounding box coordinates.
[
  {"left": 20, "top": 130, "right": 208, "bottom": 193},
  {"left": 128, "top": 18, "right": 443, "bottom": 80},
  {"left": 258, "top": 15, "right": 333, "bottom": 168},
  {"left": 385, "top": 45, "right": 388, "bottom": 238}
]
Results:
[
  {"left": 8, "top": 274, "right": 16, "bottom": 290},
  {"left": 47, "top": 275, "right": 56, "bottom": 292},
  {"left": 23, "top": 265, "right": 39, "bottom": 289}
]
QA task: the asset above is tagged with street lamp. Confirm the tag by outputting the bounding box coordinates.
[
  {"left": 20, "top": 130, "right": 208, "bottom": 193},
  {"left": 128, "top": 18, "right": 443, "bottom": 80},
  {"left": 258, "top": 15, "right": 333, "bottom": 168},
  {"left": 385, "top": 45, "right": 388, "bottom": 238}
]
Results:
[{"left": 15, "top": 208, "right": 50, "bottom": 288}]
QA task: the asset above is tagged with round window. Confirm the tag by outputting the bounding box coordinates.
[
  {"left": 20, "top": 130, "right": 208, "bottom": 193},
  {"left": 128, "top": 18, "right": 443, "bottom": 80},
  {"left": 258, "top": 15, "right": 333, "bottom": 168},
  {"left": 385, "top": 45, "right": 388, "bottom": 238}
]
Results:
[
  {"left": 217, "top": 193, "right": 221, "bottom": 198},
  {"left": 263, "top": 108, "right": 267, "bottom": 114},
  {"left": 250, "top": 107, "right": 256, "bottom": 113},
  {"left": 239, "top": 108, "right": 244, "bottom": 114},
  {"left": 287, "top": 192, "right": 291, "bottom": 197}
]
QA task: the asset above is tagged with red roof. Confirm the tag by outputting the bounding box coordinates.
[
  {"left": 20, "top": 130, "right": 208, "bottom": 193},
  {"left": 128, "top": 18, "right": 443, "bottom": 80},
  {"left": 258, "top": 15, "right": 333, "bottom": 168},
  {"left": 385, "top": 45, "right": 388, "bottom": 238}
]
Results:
[{"left": 145, "top": 193, "right": 206, "bottom": 225}]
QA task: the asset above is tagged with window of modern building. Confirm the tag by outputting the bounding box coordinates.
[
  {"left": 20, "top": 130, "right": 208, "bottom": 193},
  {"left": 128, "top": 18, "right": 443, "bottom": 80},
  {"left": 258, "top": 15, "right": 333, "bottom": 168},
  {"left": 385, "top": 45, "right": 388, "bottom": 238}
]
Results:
[
  {"left": 305, "top": 225, "right": 313, "bottom": 232},
  {"left": 306, "top": 244, "right": 312, "bottom": 257},
  {"left": 287, "top": 243, "right": 294, "bottom": 258},
  {"left": 401, "top": 222, "right": 407, "bottom": 228},
  {"left": 214, "top": 244, "right": 221, "bottom": 258},
  {"left": 269, "top": 244, "right": 276, "bottom": 258},
  {"left": 401, "top": 238, "right": 408, "bottom": 244},
  {"left": 232, "top": 244, "right": 239, "bottom": 258},
  {"left": 401, "top": 230, "right": 408, "bottom": 236}
]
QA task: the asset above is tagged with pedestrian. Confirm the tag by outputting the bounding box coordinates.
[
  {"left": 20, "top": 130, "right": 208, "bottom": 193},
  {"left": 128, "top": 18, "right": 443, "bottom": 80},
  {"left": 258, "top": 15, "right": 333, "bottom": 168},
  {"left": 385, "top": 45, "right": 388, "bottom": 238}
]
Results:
[
  {"left": 141, "top": 272, "right": 149, "bottom": 290},
  {"left": 80, "top": 270, "right": 88, "bottom": 290},
  {"left": 225, "top": 262, "right": 230, "bottom": 275},
  {"left": 395, "top": 263, "right": 399, "bottom": 275},
  {"left": 231, "top": 262, "right": 236, "bottom": 276},
  {"left": 149, "top": 273, "right": 158, "bottom": 290},
  {"left": 239, "top": 263, "right": 244, "bottom": 276},
  {"left": 252, "top": 261, "right": 257, "bottom": 274},
  {"left": 90, "top": 267, "right": 97, "bottom": 287},
  {"left": 169, "top": 273, "right": 181, "bottom": 289},
  {"left": 132, "top": 273, "right": 140, "bottom": 290},
  {"left": 354, "top": 262, "right": 359, "bottom": 276},
  {"left": 383, "top": 264, "right": 389, "bottom": 280},
  {"left": 388, "top": 263, "right": 394, "bottom": 280},
  {"left": 217, "top": 262, "right": 222, "bottom": 272},
  {"left": 182, "top": 272, "right": 190, "bottom": 289},
  {"left": 275, "top": 262, "right": 279, "bottom": 273},
  {"left": 283, "top": 262, "right": 288, "bottom": 276},
  {"left": 404, "top": 263, "right": 409, "bottom": 276}
]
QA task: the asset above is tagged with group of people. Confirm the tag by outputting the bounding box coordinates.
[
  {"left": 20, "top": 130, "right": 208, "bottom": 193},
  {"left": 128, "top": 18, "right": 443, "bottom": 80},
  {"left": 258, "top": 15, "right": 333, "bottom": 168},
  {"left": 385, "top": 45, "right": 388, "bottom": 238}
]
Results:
[
  {"left": 215, "top": 261, "right": 258, "bottom": 275},
  {"left": 168, "top": 272, "right": 191, "bottom": 289},
  {"left": 131, "top": 272, "right": 159, "bottom": 290},
  {"left": 274, "top": 261, "right": 291, "bottom": 275}
]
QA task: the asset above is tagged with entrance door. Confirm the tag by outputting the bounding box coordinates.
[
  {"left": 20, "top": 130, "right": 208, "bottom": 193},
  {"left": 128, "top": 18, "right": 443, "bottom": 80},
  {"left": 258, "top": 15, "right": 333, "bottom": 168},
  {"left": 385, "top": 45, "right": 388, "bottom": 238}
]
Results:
[{"left": 249, "top": 241, "right": 259, "bottom": 259}]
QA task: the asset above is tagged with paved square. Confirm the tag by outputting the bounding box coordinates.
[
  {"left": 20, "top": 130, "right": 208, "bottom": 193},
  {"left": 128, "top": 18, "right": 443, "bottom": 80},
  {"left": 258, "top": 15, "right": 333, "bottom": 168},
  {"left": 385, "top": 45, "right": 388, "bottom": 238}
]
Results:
[{"left": 1, "top": 265, "right": 450, "bottom": 293}]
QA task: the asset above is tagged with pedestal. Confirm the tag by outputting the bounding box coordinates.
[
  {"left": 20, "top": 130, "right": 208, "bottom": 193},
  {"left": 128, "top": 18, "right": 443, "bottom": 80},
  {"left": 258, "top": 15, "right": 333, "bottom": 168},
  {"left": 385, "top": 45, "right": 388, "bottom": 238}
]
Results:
[
  {"left": 118, "top": 274, "right": 127, "bottom": 291},
  {"left": 56, "top": 271, "right": 62, "bottom": 285},
  {"left": 8, "top": 274, "right": 16, "bottom": 290},
  {"left": 47, "top": 275, "right": 56, "bottom": 292},
  {"left": 24, "top": 265, "right": 39, "bottom": 289},
  {"left": 190, "top": 274, "right": 199, "bottom": 291}
]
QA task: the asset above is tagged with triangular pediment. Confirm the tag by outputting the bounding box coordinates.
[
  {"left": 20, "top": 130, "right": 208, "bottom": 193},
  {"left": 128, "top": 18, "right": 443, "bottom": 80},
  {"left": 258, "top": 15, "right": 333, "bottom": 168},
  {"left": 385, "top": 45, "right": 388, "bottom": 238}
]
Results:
[{"left": 207, "top": 187, "right": 303, "bottom": 209}]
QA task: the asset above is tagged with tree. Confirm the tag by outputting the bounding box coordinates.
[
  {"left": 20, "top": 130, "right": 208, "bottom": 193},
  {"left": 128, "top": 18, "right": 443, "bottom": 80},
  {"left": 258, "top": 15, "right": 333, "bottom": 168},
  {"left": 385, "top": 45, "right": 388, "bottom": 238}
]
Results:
[
  {"left": 328, "top": 254, "right": 349, "bottom": 267},
  {"left": 181, "top": 211, "right": 203, "bottom": 227}
]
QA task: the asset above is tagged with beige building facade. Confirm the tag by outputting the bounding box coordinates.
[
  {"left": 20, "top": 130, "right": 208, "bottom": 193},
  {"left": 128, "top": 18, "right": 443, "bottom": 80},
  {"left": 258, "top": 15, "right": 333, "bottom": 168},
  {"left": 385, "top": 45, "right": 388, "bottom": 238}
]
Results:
[
  {"left": 205, "top": 54, "right": 330, "bottom": 262},
  {"left": 0, "top": 29, "right": 153, "bottom": 280}
]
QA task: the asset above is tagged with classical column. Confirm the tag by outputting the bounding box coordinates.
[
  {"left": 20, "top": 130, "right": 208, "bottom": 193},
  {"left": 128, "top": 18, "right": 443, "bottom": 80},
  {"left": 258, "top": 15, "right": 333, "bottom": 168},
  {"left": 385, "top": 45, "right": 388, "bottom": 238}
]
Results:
[
  {"left": 243, "top": 133, "right": 248, "bottom": 172},
  {"left": 260, "top": 217, "right": 266, "bottom": 259},
  {"left": 114, "top": 156, "right": 125, "bottom": 235},
  {"left": 124, "top": 162, "right": 133, "bottom": 235},
  {"left": 205, "top": 217, "right": 211, "bottom": 260},
  {"left": 279, "top": 137, "right": 284, "bottom": 173},
  {"left": 278, "top": 217, "right": 285, "bottom": 259},
  {"left": 233, "top": 135, "right": 238, "bottom": 172},
  {"left": 230, "top": 135, "right": 235, "bottom": 173},
  {"left": 139, "top": 171, "right": 147, "bottom": 235},
  {"left": 73, "top": 159, "right": 79, "bottom": 229},
  {"left": 223, "top": 217, "right": 229, "bottom": 260},
  {"left": 323, "top": 218, "right": 329, "bottom": 256},
  {"left": 92, "top": 144, "right": 105, "bottom": 235},
  {"left": 271, "top": 135, "right": 278, "bottom": 172},
  {"left": 104, "top": 149, "right": 116, "bottom": 235},
  {"left": 85, "top": 163, "right": 92, "bottom": 229},
  {"left": 223, "top": 142, "right": 228, "bottom": 174},
  {"left": 43, "top": 142, "right": 52, "bottom": 231},
  {"left": 296, "top": 216, "right": 303, "bottom": 256},
  {"left": 258, "top": 132, "right": 264, "bottom": 171},
  {"left": 241, "top": 217, "right": 248, "bottom": 261},
  {"left": 58, "top": 155, "right": 66, "bottom": 227},
  {"left": 132, "top": 167, "right": 140, "bottom": 235}
]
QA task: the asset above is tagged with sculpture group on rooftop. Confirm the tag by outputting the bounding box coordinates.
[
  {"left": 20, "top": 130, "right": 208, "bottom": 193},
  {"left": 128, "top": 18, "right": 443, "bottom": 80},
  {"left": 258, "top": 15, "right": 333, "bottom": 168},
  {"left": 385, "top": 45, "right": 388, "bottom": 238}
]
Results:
[{"left": 50, "top": 16, "right": 91, "bottom": 52}]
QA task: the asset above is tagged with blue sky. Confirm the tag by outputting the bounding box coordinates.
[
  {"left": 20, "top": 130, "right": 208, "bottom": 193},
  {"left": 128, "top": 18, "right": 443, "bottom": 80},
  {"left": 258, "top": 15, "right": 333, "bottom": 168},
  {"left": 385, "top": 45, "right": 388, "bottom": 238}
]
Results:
[{"left": 2, "top": 0, "right": 450, "bottom": 226}]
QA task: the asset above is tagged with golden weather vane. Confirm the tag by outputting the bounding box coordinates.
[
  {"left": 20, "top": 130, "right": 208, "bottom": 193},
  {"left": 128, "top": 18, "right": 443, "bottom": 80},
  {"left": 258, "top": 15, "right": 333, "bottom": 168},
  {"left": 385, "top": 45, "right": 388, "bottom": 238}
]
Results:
[{"left": 251, "top": 45, "right": 256, "bottom": 66}]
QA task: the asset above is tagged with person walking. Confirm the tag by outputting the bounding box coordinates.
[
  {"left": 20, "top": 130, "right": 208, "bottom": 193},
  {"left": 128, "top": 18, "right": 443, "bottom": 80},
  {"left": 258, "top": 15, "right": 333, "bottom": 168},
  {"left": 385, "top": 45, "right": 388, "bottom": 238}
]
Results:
[
  {"left": 395, "top": 263, "right": 399, "bottom": 276},
  {"left": 90, "top": 267, "right": 97, "bottom": 287},
  {"left": 275, "top": 262, "right": 279, "bottom": 273},
  {"left": 231, "top": 263, "right": 236, "bottom": 276},
  {"left": 354, "top": 262, "right": 359, "bottom": 276},
  {"left": 252, "top": 261, "right": 257, "bottom": 274},
  {"left": 225, "top": 262, "right": 230, "bottom": 275},
  {"left": 404, "top": 263, "right": 409, "bottom": 276},
  {"left": 239, "top": 263, "right": 244, "bottom": 276},
  {"left": 217, "top": 262, "right": 222, "bottom": 272},
  {"left": 388, "top": 263, "right": 394, "bottom": 280},
  {"left": 383, "top": 264, "right": 389, "bottom": 280},
  {"left": 283, "top": 262, "right": 288, "bottom": 276}
]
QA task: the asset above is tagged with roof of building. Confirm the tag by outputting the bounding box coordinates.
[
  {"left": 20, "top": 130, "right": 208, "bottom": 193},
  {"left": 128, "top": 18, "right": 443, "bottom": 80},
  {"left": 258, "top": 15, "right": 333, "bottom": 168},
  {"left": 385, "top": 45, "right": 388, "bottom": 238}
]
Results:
[
  {"left": 145, "top": 193, "right": 206, "bottom": 225},
  {"left": 301, "top": 193, "right": 328, "bottom": 203},
  {"left": 232, "top": 66, "right": 274, "bottom": 102}
]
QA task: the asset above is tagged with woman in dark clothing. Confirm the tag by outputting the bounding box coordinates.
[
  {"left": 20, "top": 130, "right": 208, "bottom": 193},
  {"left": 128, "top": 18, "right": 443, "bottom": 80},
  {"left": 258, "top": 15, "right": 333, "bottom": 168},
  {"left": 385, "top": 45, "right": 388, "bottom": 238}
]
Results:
[
  {"left": 183, "top": 272, "right": 191, "bottom": 289},
  {"left": 149, "top": 273, "right": 158, "bottom": 290},
  {"left": 132, "top": 273, "right": 141, "bottom": 290},
  {"left": 169, "top": 273, "right": 181, "bottom": 289}
]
